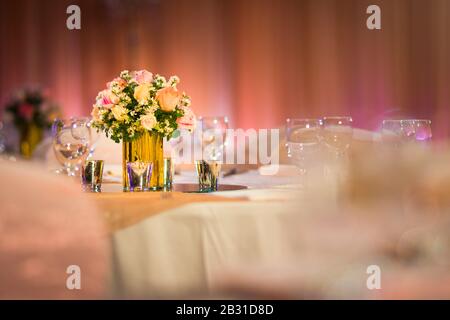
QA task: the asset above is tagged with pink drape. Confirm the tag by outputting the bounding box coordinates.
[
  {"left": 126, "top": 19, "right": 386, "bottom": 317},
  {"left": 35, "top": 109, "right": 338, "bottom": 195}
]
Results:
[{"left": 1, "top": 0, "right": 449, "bottom": 137}]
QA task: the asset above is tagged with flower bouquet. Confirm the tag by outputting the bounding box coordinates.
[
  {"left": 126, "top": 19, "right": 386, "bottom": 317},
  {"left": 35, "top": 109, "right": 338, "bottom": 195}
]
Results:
[
  {"left": 91, "top": 70, "right": 195, "bottom": 190},
  {"left": 4, "top": 87, "right": 60, "bottom": 158}
]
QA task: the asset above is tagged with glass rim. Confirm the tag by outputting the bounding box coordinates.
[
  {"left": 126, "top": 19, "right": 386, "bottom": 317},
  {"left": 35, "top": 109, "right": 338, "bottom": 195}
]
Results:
[
  {"left": 198, "top": 116, "right": 229, "bottom": 122},
  {"left": 382, "top": 119, "right": 432, "bottom": 124},
  {"left": 52, "top": 117, "right": 92, "bottom": 127},
  {"left": 126, "top": 160, "right": 153, "bottom": 167},
  {"left": 53, "top": 116, "right": 92, "bottom": 122},
  {"left": 195, "top": 159, "right": 223, "bottom": 164},
  {"left": 322, "top": 116, "right": 353, "bottom": 121},
  {"left": 286, "top": 118, "right": 322, "bottom": 123}
]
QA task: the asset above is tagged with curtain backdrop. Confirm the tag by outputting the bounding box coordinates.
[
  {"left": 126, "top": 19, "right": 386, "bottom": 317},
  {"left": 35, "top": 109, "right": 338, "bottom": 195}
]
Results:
[{"left": 1, "top": 0, "right": 449, "bottom": 137}]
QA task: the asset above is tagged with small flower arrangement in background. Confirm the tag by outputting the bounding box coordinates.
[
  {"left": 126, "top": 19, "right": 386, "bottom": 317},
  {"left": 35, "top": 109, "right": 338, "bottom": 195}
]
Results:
[
  {"left": 91, "top": 70, "right": 196, "bottom": 143},
  {"left": 4, "top": 87, "right": 60, "bottom": 130},
  {"left": 3, "top": 87, "right": 60, "bottom": 158}
]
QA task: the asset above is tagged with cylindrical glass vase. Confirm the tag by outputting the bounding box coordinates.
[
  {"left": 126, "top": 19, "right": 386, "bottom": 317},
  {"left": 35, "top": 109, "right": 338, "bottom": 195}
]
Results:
[{"left": 122, "top": 131, "right": 164, "bottom": 191}]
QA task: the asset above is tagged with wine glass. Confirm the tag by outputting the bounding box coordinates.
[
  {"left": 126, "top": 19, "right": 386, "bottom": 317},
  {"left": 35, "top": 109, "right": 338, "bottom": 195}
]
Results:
[
  {"left": 199, "top": 116, "right": 229, "bottom": 161},
  {"left": 321, "top": 116, "right": 353, "bottom": 158},
  {"left": 381, "top": 119, "right": 432, "bottom": 145},
  {"left": 285, "top": 118, "right": 323, "bottom": 175},
  {"left": 381, "top": 119, "right": 414, "bottom": 144},
  {"left": 85, "top": 118, "right": 101, "bottom": 159},
  {"left": 52, "top": 118, "right": 91, "bottom": 176},
  {"left": 413, "top": 119, "right": 433, "bottom": 142}
]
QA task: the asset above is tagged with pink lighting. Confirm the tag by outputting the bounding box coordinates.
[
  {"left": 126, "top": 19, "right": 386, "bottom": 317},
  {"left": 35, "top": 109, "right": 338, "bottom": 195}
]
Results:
[{"left": 0, "top": 0, "right": 449, "bottom": 138}]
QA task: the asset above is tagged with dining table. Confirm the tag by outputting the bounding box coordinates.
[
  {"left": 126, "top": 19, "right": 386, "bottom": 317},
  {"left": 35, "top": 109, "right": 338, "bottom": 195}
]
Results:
[
  {"left": 28, "top": 131, "right": 450, "bottom": 299},
  {"left": 91, "top": 166, "right": 324, "bottom": 298},
  {"left": 90, "top": 159, "right": 450, "bottom": 299}
]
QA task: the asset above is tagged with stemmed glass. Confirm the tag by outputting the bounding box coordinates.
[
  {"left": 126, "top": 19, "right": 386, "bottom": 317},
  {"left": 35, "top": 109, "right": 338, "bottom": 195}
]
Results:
[
  {"left": 285, "top": 118, "right": 323, "bottom": 176},
  {"left": 381, "top": 119, "right": 432, "bottom": 144},
  {"left": 321, "top": 116, "right": 353, "bottom": 158},
  {"left": 52, "top": 118, "right": 92, "bottom": 176},
  {"left": 413, "top": 119, "right": 433, "bottom": 142},
  {"left": 199, "top": 116, "right": 229, "bottom": 161},
  {"left": 86, "top": 118, "right": 101, "bottom": 159}
]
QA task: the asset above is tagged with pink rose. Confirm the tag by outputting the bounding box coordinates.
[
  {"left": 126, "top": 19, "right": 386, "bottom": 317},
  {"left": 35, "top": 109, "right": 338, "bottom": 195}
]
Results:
[
  {"left": 132, "top": 70, "right": 153, "bottom": 84},
  {"left": 96, "top": 89, "right": 118, "bottom": 109},
  {"left": 156, "top": 86, "right": 181, "bottom": 112},
  {"left": 18, "top": 104, "right": 34, "bottom": 121},
  {"left": 177, "top": 106, "right": 196, "bottom": 132}
]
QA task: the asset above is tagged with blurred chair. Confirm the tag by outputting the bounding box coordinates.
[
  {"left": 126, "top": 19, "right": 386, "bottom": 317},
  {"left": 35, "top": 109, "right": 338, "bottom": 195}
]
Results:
[{"left": 0, "top": 160, "right": 109, "bottom": 299}]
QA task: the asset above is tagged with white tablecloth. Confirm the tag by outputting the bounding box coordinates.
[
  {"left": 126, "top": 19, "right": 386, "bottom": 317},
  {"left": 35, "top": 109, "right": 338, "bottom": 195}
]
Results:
[
  {"left": 32, "top": 131, "right": 450, "bottom": 298},
  {"left": 108, "top": 166, "right": 387, "bottom": 298}
]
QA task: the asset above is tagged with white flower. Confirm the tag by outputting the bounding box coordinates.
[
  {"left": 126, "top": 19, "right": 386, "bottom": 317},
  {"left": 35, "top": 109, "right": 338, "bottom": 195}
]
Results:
[
  {"left": 111, "top": 105, "right": 128, "bottom": 121},
  {"left": 168, "top": 75, "right": 180, "bottom": 86},
  {"left": 154, "top": 74, "right": 167, "bottom": 86},
  {"left": 140, "top": 112, "right": 157, "bottom": 131},
  {"left": 180, "top": 93, "right": 191, "bottom": 106},
  {"left": 120, "top": 70, "right": 130, "bottom": 80}
]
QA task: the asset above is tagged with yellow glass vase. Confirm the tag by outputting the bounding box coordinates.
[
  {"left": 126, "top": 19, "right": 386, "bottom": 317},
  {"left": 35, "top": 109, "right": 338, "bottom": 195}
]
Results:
[
  {"left": 122, "top": 131, "right": 164, "bottom": 191},
  {"left": 20, "top": 123, "right": 43, "bottom": 159}
]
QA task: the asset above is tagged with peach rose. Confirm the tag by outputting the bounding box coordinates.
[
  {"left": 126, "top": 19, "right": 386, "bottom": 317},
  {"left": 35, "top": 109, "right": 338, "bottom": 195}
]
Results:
[
  {"left": 156, "top": 86, "right": 180, "bottom": 112},
  {"left": 140, "top": 112, "right": 157, "bottom": 131},
  {"left": 176, "top": 106, "right": 196, "bottom": 132},
  {"left": 133, "top": 84, "right": 151, "bottom": 105},
  {"left": 91, "top": 106, "right": 101, "bottom": 122}
]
